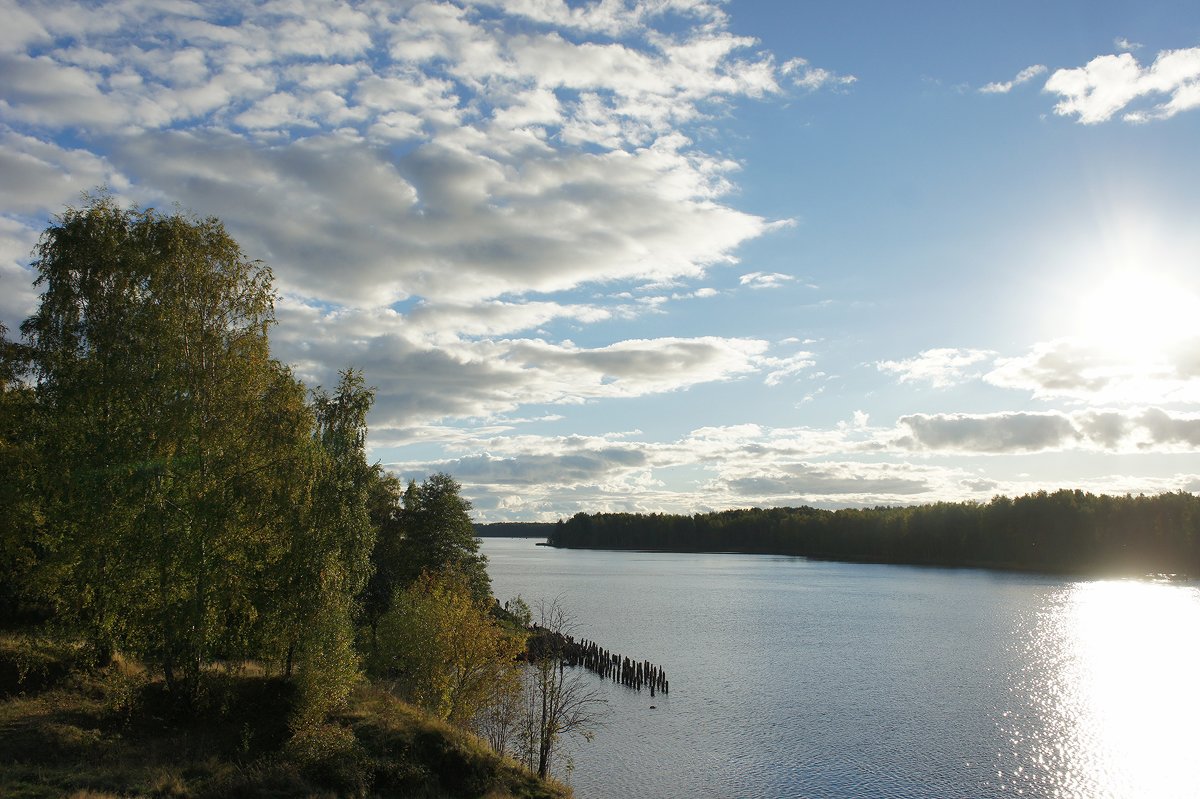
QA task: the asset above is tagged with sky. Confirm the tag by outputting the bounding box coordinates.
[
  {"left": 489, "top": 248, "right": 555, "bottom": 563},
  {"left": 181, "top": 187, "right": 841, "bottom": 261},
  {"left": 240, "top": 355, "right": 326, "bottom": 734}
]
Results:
[{"left": 3, "top": 0, "right": 1200, "bottom": 521}]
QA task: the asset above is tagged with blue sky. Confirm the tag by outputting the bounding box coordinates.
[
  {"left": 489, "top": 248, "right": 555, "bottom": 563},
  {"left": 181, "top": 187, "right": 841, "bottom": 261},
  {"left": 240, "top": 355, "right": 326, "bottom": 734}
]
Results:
[{"left": 3, "top": 0, "right": 1200, "bottom": 520}]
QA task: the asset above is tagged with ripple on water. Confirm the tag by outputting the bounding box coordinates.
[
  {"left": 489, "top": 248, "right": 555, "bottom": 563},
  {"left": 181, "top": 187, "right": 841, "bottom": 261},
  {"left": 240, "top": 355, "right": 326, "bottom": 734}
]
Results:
[{"left": 483, "top": 541, "right": 1200, "bottom": 799}]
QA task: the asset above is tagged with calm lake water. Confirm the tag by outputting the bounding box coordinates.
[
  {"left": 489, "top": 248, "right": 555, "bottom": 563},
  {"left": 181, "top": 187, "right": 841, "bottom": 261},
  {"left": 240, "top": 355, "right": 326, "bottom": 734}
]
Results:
[{"left": 481, "top": 538, "right": 1200, "bottom": 799}]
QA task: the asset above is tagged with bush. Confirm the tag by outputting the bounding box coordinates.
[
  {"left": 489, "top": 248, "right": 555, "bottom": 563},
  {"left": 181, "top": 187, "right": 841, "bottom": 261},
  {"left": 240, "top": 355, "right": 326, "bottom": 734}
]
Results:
[{"left": 283, "top": 722, "right": 370, "bottom": 795}]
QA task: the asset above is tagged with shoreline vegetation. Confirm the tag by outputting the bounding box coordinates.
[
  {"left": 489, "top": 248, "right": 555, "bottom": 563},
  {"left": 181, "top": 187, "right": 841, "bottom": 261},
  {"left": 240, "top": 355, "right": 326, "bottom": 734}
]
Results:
[
  {"left": 0, "top": 631, "right": 569, "bottom": 799},
  {"left": 0, "top": 199, "right": 582, "bottom": 797},
  {"left": 536, "top": 490, "right": 1200, "bottom": 579}
]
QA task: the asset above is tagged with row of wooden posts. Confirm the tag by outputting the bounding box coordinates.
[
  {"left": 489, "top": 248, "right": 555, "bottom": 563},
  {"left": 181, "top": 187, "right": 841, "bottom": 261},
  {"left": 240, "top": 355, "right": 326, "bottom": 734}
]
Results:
[{"left": 526, "top": 627, "right": 669, "bottom": 696}]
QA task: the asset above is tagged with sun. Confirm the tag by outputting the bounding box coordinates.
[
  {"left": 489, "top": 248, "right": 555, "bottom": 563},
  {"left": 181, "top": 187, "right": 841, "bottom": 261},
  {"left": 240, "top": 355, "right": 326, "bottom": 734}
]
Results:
[{"left": 1072, "top": 268, "right": 1200, "bottom": 357}]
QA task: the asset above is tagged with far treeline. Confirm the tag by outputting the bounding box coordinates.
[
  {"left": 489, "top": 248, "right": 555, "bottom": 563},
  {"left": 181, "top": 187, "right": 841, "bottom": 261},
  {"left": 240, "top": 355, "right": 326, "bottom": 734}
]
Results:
[{"left": 549, "top": 491, "right": 1200, "bottom": 576}]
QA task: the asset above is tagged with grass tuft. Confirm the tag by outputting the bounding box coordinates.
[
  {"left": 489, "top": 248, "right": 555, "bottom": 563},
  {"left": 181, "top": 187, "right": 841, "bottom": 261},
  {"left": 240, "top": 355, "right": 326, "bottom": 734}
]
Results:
[{"left": 0, "top": 632, "right": 570, "bottom": 799}]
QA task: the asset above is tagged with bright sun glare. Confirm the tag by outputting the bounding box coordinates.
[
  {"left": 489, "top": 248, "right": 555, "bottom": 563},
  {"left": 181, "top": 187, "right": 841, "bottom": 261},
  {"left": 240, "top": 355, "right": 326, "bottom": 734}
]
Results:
[{"left": 1073, "top": 270, "right": 1200, "bottom": 357}]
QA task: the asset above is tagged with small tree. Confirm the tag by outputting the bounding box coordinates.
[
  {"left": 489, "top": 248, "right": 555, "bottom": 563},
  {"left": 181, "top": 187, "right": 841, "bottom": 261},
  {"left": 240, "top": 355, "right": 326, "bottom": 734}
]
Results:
[
  {"left": 359, "top": 464, "right": 405, "bottom": 645},
  {"left": 286, "top": 369, "right": 376, "bottom": 728},
  {"left": 474, "top": 594, "right": 532, "bottom": 755},
  {"left": 395, "top": 473, "right": 490, "bottom": 601},
  {"left": 371, "top": 568, "right": 522, "bottom": 727},
  {"left": 521, "top": 598, "right": 607, "bottom": 779}
]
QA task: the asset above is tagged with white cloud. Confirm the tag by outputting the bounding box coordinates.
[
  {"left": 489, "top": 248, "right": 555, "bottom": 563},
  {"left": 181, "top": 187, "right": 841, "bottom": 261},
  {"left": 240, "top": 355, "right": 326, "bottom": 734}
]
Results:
[
  {"left": 0, "top": 1, "right": 49, "bottom": 52},
  {"left": 415, "top": 447, "right": 649, "bottom": 488},
  {"left": 761, "top": 350, "right": 816, "bottom": 386},
  {"left": 1045, "top": 47, "right": 1200, "bottom": 123},
  {"left": 781, "top": 57, "right": 857, "bottom": 91},
  {"left": 388, "top": 422, "right": 974, "bottom": 519},
  {"left": 719, "top": 461, "right": 933, "bottom": 498},
  {"left": 877, "top": 348, "right": 995, "bottom": 388},
  {"left": 0, "top": 0, "right": 854, "bottom": 325},
  {"left": 473, "top": 0, "right": 729, "bottom": 38},
  {"left": 986, "top": 338, "right": 1200, "bottom": 405},
  {"left": 270, "top": 299, "right": 771, "bottom": 426},
  {"left": 1136, "top": 408, "right": 1200, "bottom": 447},
  {"left": 0, "top": 130, "right": 124, "bottom": 213},
  {"left": 1114, "top": 37, "right": 1143, "bottom": 52},
  {"left": 380, "top": 406, "right": 1200, "bottom": 519},
  {"left": 739, "top": 271, "right": 794, "bottom": 289},
  {"left": 979, "top": 64, "right": 1047, "bottom": 94}
]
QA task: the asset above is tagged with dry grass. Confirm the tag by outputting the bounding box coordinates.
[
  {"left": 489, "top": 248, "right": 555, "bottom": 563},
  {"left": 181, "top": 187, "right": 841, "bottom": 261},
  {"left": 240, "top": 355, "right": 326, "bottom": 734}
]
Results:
[{"left": 0, "top": 632, "right": 570, "bottom": 799}]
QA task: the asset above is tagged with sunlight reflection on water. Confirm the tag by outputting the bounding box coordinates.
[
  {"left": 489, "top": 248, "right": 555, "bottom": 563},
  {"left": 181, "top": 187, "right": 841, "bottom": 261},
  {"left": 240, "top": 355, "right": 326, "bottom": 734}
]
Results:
[
  {"left": 1004, "top": 580, "right": 1200, "bottom": 799},
  {"left": 482, "top": 541, "right": 1200, "bottom": 798}
]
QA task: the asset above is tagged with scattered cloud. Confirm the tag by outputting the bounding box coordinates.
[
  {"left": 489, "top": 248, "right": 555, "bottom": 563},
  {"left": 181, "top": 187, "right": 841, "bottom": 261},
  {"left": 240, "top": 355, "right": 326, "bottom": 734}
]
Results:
[
  {"left": 1044, "top": 47, "right": 1200, "bottom": 123},
  {"left": 980, "top": 64, "right": 1047, "bottom": 94},
  {"left": 1114, "top": 37, "right": 1143, "bottom": 52},
  {"left": 781, "top": 57, "right": 857, "bottom": 91},
  {"left": 1136, "top": 407, "right": 1200, "bottom": 447},
  {"left": 5, "top": 2, "right": 1197, "bottom": 522},
  {"left": 424, "top": 447, "right": 649, "bottom": 488},
  {"left": 896, "top": 408, "right": 1200, "bottom": 454},
  {"left": 272, "top": 300, "right": 773, "bottom": 427},
  {"left": 739, "top": 271, "right": 795, "bottom": 289},
  {"left": 898, "top": 412, "right": 1080, "bottom": 453},
  {"left": 0, "top": 0, "right": 843, "bottom": 313},
  {"left": 388, "top": 408, "right": 1200, "bottom": 519},
  {"left": 0, "top": 215, "right": 41, "bottom": 327},
  {"left": 877, "top": 348, "right": 996, "bottom": 388},
  {"left": 761, "top": 349, "right": 816, "bottom": 386},
  {"left": 720, "top": 462, "right": 932, "bottom": 499},
  {"left": 986, "top": 338, "right": 1200, "bottom": 405}
]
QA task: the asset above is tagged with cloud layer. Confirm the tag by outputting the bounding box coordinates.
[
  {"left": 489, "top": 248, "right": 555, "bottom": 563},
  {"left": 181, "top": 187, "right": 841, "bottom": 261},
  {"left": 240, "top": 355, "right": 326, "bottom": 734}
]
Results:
[
  {"left": 5, "top": 3, "right": 1198, "bottom": 521},
  {"left": 1, "top": 0, "right": 843, "bottom": 434},
  {"left": 1, "top": 0, "right": 843, "bottom": 316}
]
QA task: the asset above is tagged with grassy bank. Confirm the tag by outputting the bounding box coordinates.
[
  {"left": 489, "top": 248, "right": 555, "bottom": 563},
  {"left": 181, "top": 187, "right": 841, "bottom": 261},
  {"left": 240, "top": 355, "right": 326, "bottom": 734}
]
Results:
[{"left": 0, "top": 635, "right": 569, "bottom": 799}]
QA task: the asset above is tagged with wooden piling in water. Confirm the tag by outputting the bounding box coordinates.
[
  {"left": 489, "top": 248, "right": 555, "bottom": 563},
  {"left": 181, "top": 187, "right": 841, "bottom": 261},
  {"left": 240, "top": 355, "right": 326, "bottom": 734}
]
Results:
[{"left": 521, "top": 625, "right": 672, "bottom": 696}]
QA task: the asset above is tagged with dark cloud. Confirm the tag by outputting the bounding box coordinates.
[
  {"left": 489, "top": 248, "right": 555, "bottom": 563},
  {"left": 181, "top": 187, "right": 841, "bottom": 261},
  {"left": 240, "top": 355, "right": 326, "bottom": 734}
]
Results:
[
  {"left": 900, "top": 412, "right": 1079, "bottom": 453},
  {"left": 724, "top": 462, "right": 931, "bottom": 497},
  {"left": 1075, "top": 411, "right": 1131, "bottom": 449},
  {"left": 1138, "top": 408, "right": 1200, "bottom": 447},
  {"left": 411, "top": 448, "right": 648, "bottom": 487}
]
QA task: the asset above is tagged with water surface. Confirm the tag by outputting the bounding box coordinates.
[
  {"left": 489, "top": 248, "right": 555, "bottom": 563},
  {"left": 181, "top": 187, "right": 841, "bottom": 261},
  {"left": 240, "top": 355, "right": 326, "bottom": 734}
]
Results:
[{"left": 482, "top": 538, "right": 1200, "bottom": 799}]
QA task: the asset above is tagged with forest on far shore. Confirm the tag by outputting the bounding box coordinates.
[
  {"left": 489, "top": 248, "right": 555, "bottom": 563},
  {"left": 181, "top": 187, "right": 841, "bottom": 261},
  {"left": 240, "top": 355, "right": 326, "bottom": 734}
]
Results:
[{"left": 548, "top": 490, "right": 1200, "bottom": 577}]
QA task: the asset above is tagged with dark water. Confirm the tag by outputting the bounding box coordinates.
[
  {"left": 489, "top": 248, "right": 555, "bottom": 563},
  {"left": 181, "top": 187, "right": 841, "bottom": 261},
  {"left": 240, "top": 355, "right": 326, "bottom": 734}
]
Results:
[{"left": 481, "top": 538, "right": 1200, "bottom": 799}]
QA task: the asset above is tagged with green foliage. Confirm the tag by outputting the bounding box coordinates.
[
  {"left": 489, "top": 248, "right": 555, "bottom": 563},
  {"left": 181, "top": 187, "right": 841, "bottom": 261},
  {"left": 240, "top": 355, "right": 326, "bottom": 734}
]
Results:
[
  {"left": 371, "top": 569, "right": 522, "bottom": 728},
  {"left": 283, "top": 721, "right": 370, "bottom": 794},
  {"left": 20, "top": 195, "right": 308, "bottom": 689},
  {"left": 4, "top": 197, "right": 568, "bottom": 794},
  {"left": 395, "top": 473, "right": 491, "bottom": 601},
  {"left": 0, "top": 323, "right": 41, "bottom": 622},
  {"left": 286, "top": 369, "right": 377, "bottom": 729},
  {"left": 504, "top": 595, "right": 533, "bottom": 629},
  {"left": 16, "top": 198, "right": 379, "bottom": 715},
  {"left": 360, "top": 465, "right": 405, "bottom": 635}
]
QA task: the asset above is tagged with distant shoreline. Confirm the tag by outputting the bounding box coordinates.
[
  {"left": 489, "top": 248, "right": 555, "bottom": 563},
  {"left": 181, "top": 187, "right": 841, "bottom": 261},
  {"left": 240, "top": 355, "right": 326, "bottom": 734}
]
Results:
[
  {"left": 505, "top": 491, "right": 1200, "bottom": 581},
  {"left": 535, "top": 540, "right": 1191, "bottom": 581}
]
